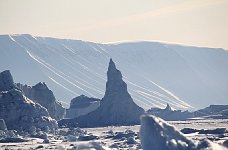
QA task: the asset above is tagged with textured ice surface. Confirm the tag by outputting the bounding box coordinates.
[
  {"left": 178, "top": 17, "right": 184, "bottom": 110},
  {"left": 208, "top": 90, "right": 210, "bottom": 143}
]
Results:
[
  {"left": 0, "top": 70, "right": 58, "bottom": 130},
  {"left": 17, "top": 82, "right": 65, "bottom": 120}
]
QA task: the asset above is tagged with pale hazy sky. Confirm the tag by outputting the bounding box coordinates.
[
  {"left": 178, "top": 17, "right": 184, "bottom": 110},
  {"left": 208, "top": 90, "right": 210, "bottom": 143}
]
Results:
[{"left": 0, "top": 0, "right": 228, "bottom": 49}]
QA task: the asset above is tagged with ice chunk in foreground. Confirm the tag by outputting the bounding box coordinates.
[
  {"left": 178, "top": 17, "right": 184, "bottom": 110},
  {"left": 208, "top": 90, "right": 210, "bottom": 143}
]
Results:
[
  {"left": 140, "top": 114, "right": 196, "bottom": 150},
  {"left": 139, "top": 114, "right": 226, "bottom": 150}
]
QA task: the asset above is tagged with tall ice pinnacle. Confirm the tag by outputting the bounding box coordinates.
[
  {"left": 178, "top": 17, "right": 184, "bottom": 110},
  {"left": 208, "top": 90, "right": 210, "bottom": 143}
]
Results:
[
  {"left": 105, "top": 59, "right": 126, "bottom": 97},
  {"left": 59, "top": 59, "right": 145, "bottom": 127}
]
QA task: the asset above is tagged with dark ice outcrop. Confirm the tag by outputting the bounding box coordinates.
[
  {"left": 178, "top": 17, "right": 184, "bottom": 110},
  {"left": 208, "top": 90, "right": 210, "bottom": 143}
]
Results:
[
  {"left": 164, "top": 103, "right": 172, "bottom": 111},
  {"left": 140, "top": 114, "right": 226, "bottom": 150},
  {"left": 147, "top": 103, "right": 193, "bottom": 121},
  {"left": 0, "top": 119, "right": 7, "bottom": 130},
  {"left": 17, "top": 82, "right": 65, "bottom": 120},
  {"left": 0, "top": 70, "right": 15, "bottom": 91},
  {"left": 66, "top": 95, "right": 100, "bottom": 118},
  {"left": 59, "top": 59, "right": 144, "bottom": 127},
  {"left": 69, "top": 95, "right": 100, "bottom": 109},
  {"left": 0, "top": 70, "right": 58, "bottom": 130}
]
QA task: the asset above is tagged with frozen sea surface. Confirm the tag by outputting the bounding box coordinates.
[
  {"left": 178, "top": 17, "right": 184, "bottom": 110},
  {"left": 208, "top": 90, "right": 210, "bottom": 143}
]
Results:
[{"left": 0, "top": 119, "right": 227, "bottom": 149}]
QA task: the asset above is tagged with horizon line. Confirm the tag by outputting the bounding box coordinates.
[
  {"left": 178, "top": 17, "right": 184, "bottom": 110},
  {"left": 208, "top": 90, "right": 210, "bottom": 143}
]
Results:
[{"left": 1, "top": 33, "right": 227, "bottom": 50}]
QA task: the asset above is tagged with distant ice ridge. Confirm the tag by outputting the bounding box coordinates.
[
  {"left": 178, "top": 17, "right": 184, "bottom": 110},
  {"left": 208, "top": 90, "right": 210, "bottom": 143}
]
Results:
[
  {"left": 140, "top": 114, "right": 226, "bottom": 150},
  {"left": 0, "top": 34, "right": 228, "bottom": 110}
]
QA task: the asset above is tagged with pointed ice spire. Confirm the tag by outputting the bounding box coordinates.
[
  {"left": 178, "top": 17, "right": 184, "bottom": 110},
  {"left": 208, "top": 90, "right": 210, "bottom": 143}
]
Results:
[
  {"left": 108, "top": 58, "right": 116, "bottom": 71},
  {"left": 105, "top": 58, "right": 124, "bottom": 95},
  {"left": 164, "top": 103, "right": 172, "bottom": 111},
  {"left": 59, "top": 59, "right": 144, "bottom": 127},
  {"left": 107, "top": 58, "right": 122, "bottom": 82}
]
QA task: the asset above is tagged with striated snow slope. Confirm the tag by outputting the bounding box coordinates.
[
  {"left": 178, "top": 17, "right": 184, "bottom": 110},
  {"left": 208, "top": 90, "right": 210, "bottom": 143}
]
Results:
[{"left": 0, "top": 34, "right": 228, "bottom": 110}]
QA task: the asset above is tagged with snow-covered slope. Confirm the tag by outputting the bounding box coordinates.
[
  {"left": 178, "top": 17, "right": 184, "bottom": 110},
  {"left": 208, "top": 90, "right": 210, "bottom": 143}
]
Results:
[{"left": 0, "top": 34, "right": 227, "bottom": 110}]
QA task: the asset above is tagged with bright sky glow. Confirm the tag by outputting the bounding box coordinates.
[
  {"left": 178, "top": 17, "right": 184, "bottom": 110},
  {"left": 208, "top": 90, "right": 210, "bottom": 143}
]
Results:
[{"left": 0, "top": 0, "right": 228, "bottom": 49}]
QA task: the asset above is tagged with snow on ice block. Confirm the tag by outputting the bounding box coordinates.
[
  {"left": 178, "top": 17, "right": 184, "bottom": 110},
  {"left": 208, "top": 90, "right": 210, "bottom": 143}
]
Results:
[
  {"left": 140, "top": 114, "right": 196, "bottom": 150},
  {"left": 139, "top": 114, "right": 227, "bottom": 150}
]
